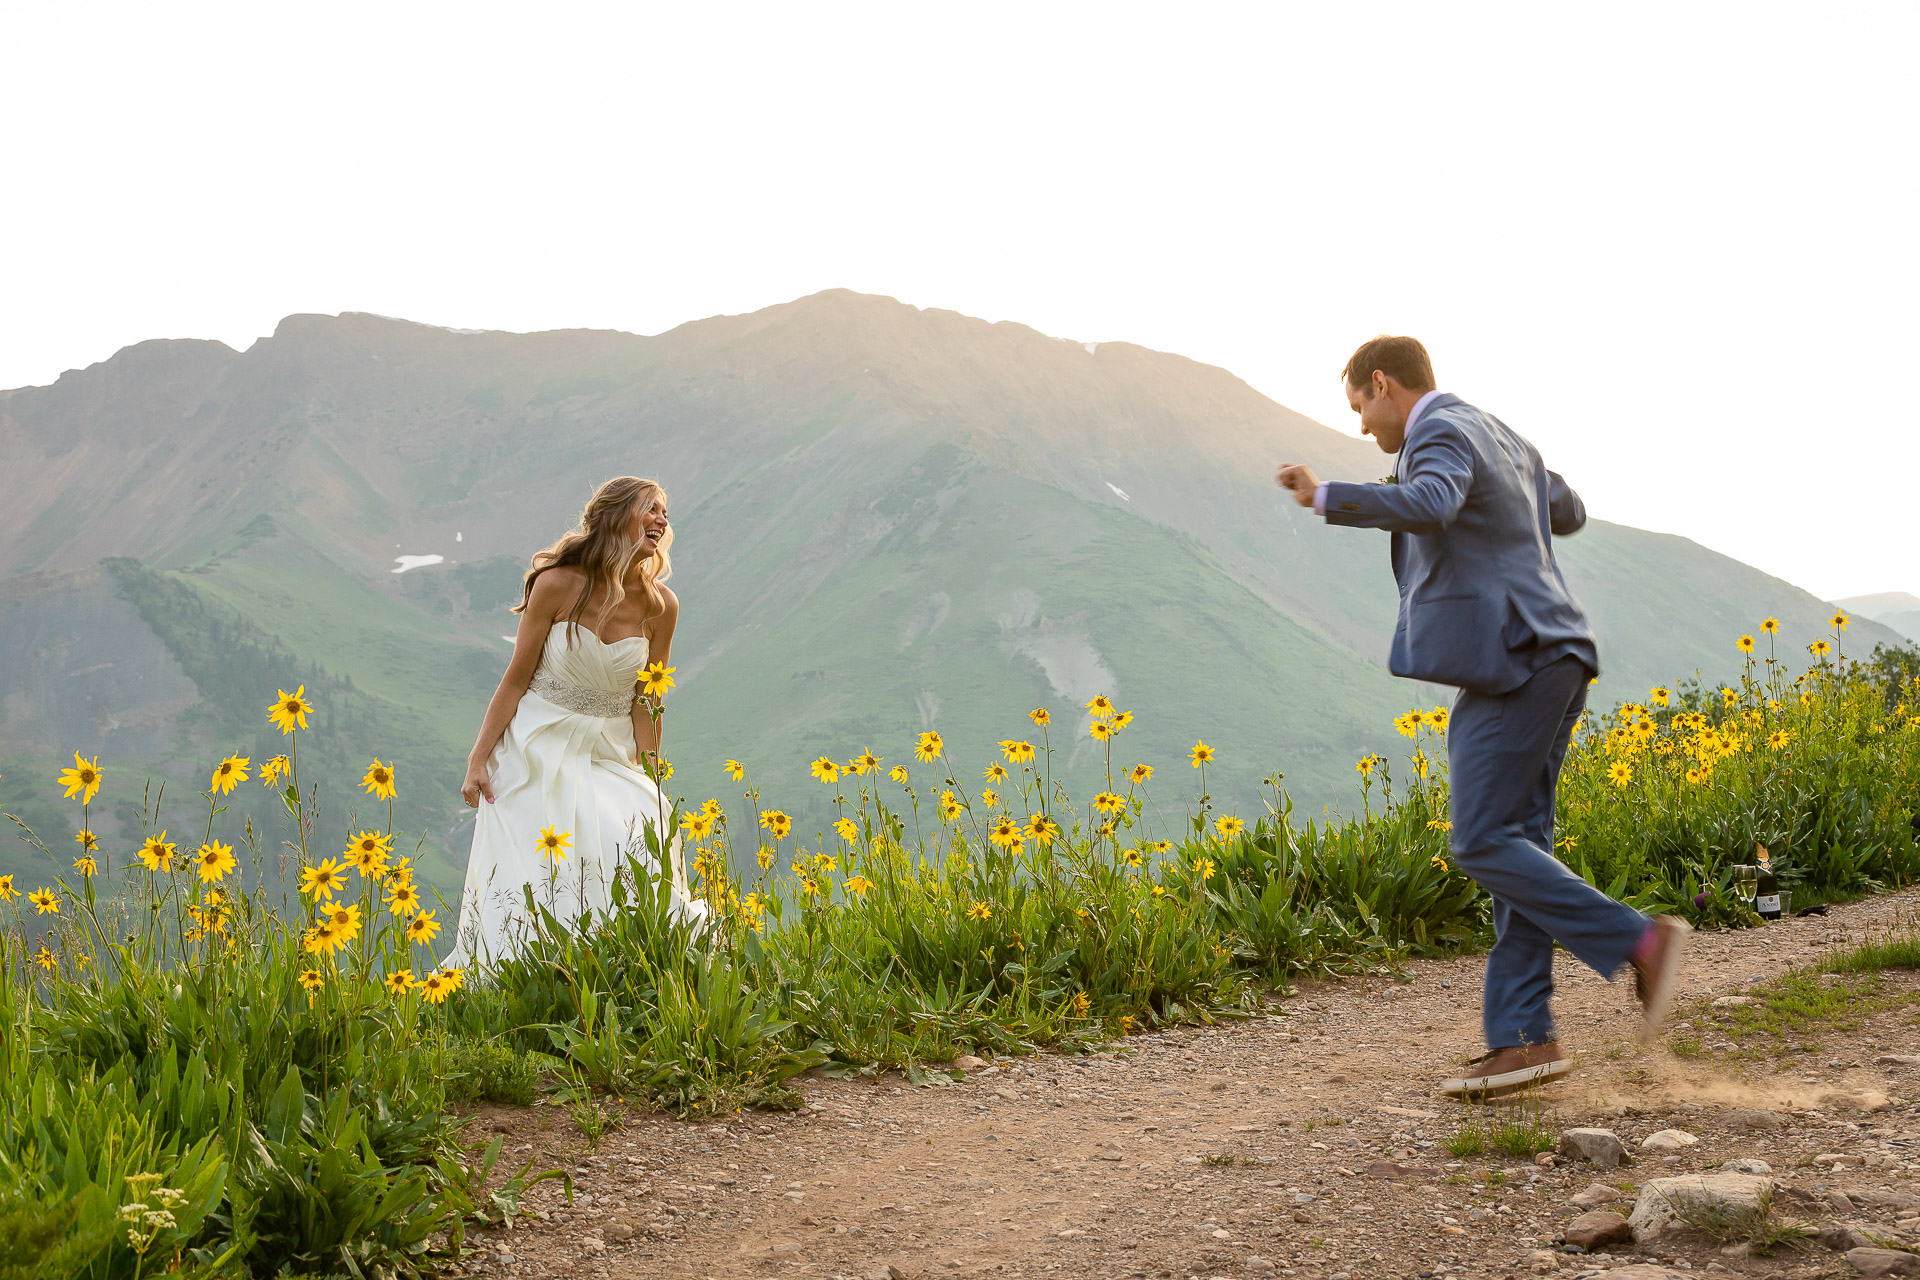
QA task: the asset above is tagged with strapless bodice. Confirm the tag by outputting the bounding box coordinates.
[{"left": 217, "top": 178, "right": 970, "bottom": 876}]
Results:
[{"left": 529, "top": 622, "right": 647, "bottom": 717}]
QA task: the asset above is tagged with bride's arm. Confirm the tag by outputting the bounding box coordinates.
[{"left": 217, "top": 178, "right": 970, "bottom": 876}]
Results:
[
  {"left": 630, "top": 586, "right": 679, "bottom": 762},
  {"left": 461, "top": 571, "right": 573, "bottom": 807}
]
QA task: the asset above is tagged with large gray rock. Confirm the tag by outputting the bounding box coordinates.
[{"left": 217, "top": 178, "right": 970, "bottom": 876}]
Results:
[
  {"left": 1560, "top": 1127, "right": 1627, "bottom": 1170},
  {"left": 1846, "top": 1248, "right": 1920, "bottom": 1278},
  {"left": 1628, "top": 1172, "right": 1774, "bottom": 1243}
]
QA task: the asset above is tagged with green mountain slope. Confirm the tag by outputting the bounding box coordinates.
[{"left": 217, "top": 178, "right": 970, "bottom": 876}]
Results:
[{"left": 1, "top": 291, "right": 1899, "bottom": 897}]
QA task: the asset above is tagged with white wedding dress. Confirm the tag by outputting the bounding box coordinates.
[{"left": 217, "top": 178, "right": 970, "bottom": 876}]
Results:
[{"left": 442, "top": 621, "right": 708, "bottom": 970}]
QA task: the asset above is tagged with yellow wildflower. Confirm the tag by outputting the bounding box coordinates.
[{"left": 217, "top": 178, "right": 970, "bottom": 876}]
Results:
[
  {"left": 297, "top": 969, "right": 326, "bottom": 993},
  {"left": 419, "top": 970, "right": 454, "bottom": 1004},
  {"left": 267, "top": 686, "right": 312, "bottom": 734},
  {"left": 260, "top": 755, "right": 289, "bottom": 786},
  {"left": 981, "top": 788, "right": 999, "bottom": 807},
  {"left": 990, "top": 817, "right": 1023, "bottom": 849},
  {"left": 1830, "top": 610, "right": 1849, "bottom": 631},
  {"left": 915, "top": 731, "right": 943, "bottom": 762},
  {"left": 384, "top": 969, "right": 416, "bottom": 996},
  {"left": 760, "top": 810, "right": 792, "bottom": 840},
  {"left": 73, "top": 855, "right": 97, "bottom": 877},
  {"left": 1027, "top": 813, "right": 1060, "bottom": 846},
  {"left": 849, "top": 751, "right": 881, "bottom": 775},
  {"left": 58, "top": 752, "right": 103, "bottom": 805},
  {"left": 1607, "top": 761, "right": 1632, "bottom": 786},
  {"left": 1194, "top": 857, "right": 1216, "bottom": 880},
  {"left": 638, "top": 661, "right": 676, "bottom": 696},
  {"left": 1127, "top": 763, "right": 1153, "bottom": 785},
  {"left": 33, "top": 946, "right": 56, "bottom": 972},
  {"left": 385, "top": 879, "right": 422, "bottom": 915},
  {"left": 1761, "top": 617, "right": 1779, "bottom": 634},
  {"left": 1431, "top": 855, "right": 1449, "bottom": 873},
  {"left": 810, "top": 757, "right": 839, "bottom": 784},
  {"left": 1215, "top": 815, "right": 1245, "bottom": 839},
  {"left": 405, "top": 910, "right": 441, "bottom": 946},
  {"left": 965, "top": 901, "right": 992, "bottom": 921},
  {"left": 1768, "top": 730, "right": 1791, "bottom": 748},
  {"left": 0, "top": 875, "right": 14, "bottom": 901},
  {"left": 1649, "top": 687, "right": 1670, "bottom": 708},
  {"left": 1094, "top": 791, "right": 1126, "bottom": 815},
  {"left": 536, "top": 825, "right": 573, "bottom": 861},
  {"left": 1429, "top": 706, "right": 1450, "bottom": 732},
  {"left": 1089, "top": 720, "right": 1116, "bottom": 741},
  {"left": 74, "top": 828, "right": 99, "bottom": 852},
  {"left": 834, "top": 817, "right": 859, "bottom": 843},
  {"left": 1029, "top": 708, "right": 1051, "bottom": 726},
  {"left": 1070, "top": 991, "right": 1092, "bottom": 1017},
  {"left": 210, "top": 755, "right": 250, "bottom": 795},
  {"left": 983, "top": 763, "right": 1008, "bottom": 784},
  {"left": 1737, "top": 635, "right": 1755, "bottom": 654},
  {"left": 1001, "top": 740, "right": 1036, "bottom": 765},
  {"left": 725, "top": 759, "right": 745, "bottom": 780},
  {"left": 846, "top": 875, "right": 873, "bottom": 897},
  {"left": 195, "top": 841, "right": 237, "bottom": 882},
  {"left": 362, "top": 759, "right": 396, "bottom": 800},
  {"left": 889, "top": 765, "right": 911, "bottom": 784},
  {"left": 1189, "top": 740, "right": 1215, "bottom": 768},
  {"left": 1085, "top": 694, "right": 1115, "bottom": 717},
  {"left": 137, "top": 833, "right": 176, "bottom": 872},
  {"left": 939, "top": 791, "right": 963, "bottom": 822}
]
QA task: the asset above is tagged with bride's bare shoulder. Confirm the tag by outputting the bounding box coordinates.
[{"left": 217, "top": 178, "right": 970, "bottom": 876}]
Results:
[{"left": 525, "top": 566, "right": 586, "bottom": 615}]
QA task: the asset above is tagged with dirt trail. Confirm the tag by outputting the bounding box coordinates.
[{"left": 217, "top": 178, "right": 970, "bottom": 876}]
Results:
[{"left": 453, "top": 889, "right": 1920, "bottom": 1280}]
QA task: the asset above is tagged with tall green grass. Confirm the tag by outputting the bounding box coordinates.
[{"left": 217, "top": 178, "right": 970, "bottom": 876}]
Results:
[{"left": 2, "top": 628, "right": 1916, "bottom": 1276}]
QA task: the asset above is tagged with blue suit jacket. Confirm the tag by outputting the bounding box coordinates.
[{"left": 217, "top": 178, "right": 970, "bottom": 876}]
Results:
[{"left": 1322, "top": 394, "right": 1598, "bottom": 695}]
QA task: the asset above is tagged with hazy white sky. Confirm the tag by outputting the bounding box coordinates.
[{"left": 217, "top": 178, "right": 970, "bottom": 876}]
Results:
[{"left": 4, "top": 3, "right": 1914, "bottom": 600}]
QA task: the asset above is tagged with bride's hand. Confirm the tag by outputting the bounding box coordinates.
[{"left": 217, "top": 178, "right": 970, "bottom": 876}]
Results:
[{"left": 461, "top": 761, "right": 495, "bottom": 808}]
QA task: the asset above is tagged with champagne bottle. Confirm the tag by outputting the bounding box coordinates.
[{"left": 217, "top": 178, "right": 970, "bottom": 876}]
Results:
[{"left": 1754, "top": 844, "right": 1783, "bottom": 921}]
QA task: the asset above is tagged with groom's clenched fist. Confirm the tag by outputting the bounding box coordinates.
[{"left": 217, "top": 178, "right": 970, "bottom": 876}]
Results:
[{"left": 1276, "top": 462, "right": 1320, "bottom": 508}]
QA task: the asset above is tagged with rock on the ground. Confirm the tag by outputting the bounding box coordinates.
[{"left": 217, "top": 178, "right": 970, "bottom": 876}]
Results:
[
  {"left": 953, "top": 1055, "right": 986, "bottom": 1070},
  {"left": 1721, "top": 1158, "right": 1772, "bottom": 1175},
  {"left": 1712, "top": 995, "right": 1755, "bottom": 1007},
  {"left": 1603, "top": 1267, "right": 1696, "bottom": 1280},
  {"left": 1565, "top": 1209, "right": 1632, "bottom": 1248},
  {"left": 1639, "top": 1129, "right": 1699, "bottom": 1151},
  {"left": 1560, "top": 1127, "right": 1628, "bottom": 1169},
  {"left": 1876, "top": 1054, "right": 1920, "bottom": 1067},
  {"left": 1364, "top": 1160, "right": 1415, "bottom": 1178},
  {"left": 1571, "top": 1182, "right": 1625, "bottom": 1209},
  {"left": 1852, "top": 1190, "right": 1920, "bottom": 1212},
  {"left": 1720, "top": 1108, "right": 1786, "bottom": 1131},
  {"left": 1628, "top": 1172, "right": 1773, "bottom": 1243},
  {"left": 1846, "top": 1248, "right": 1920, "bottom": 1278},
  {"left": 1821, "top": 1223, "right": 1881, "bottom": 1251}
]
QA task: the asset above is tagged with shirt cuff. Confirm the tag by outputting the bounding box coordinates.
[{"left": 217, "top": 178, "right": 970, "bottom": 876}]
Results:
[{"left": 1312, "top": 483, "right": 1329, "bottom": 517}]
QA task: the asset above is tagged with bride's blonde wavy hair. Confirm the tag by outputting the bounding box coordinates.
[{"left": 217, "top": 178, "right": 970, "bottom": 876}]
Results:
[{"left": 513, "top": 476, "right": 673, "bottom": 642}]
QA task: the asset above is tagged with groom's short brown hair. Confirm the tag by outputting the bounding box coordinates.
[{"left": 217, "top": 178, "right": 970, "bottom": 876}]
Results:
[{"left": 1343, "top": 336, "right": 1435, "bottom": 394}]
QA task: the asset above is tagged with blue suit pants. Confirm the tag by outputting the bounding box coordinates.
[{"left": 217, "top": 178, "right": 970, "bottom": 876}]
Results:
[{"left": 1448, "top": 655, "right": 1648, "bottom": 1049}]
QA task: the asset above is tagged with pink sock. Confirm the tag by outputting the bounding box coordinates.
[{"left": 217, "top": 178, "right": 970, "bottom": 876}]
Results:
[{"left": 1628, "top": 921, "right": 1659, "bottom": 967}]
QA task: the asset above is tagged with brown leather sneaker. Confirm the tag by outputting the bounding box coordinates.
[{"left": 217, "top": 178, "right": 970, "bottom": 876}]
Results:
[
  {"left": 1631, "top": 915, "right": 1692, "bottom": 1046},
  {"left": 1439, "top": 1042, "right": 1571, "bottom": 1099}
]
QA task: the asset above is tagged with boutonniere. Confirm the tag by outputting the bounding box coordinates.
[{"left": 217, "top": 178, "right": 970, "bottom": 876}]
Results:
[{"left": 1379, "top": 473, "right": 1399, "bottom": 485}]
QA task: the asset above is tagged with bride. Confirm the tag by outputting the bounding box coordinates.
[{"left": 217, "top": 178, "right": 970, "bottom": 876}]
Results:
[{"left": 443, "top": 475, "right": 708, "bottom": 969}]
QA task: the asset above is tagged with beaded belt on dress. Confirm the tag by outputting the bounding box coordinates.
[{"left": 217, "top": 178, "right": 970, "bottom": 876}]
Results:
[{"left": 528, "top": 670, "right": 635, "bottom": 718}]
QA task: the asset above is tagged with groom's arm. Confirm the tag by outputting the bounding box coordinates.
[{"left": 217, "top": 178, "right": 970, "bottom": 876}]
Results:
[
  {"left": 1318, "top": 422, "right": 1475, "bottom": 536},
  {"left": 1547, "top": 470, "right": 1586, "bottom": 536}
]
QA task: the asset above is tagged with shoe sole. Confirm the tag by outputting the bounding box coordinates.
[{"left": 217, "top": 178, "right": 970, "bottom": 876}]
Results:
[
  {"left": 1638, "top": 918, "right": 1694, "bottom": 1047},
  {"left": 1439, "top": 1058, "right": 1572, "bottom": 1100}
]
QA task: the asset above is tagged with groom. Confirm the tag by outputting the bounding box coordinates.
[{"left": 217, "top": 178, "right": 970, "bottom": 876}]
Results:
[{"left": 1277, "top": 336, "right": 1688, "bottom": 1098}]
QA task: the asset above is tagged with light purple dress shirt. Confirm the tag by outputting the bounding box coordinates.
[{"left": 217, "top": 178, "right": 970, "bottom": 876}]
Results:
[{"left": 1313, "top": 388, "right": 1445, "bottom": 515}]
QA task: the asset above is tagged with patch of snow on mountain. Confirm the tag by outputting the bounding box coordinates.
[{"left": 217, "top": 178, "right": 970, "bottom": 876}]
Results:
[{"left": 391, "top": 555, "right": 445, "bottom": 574}]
